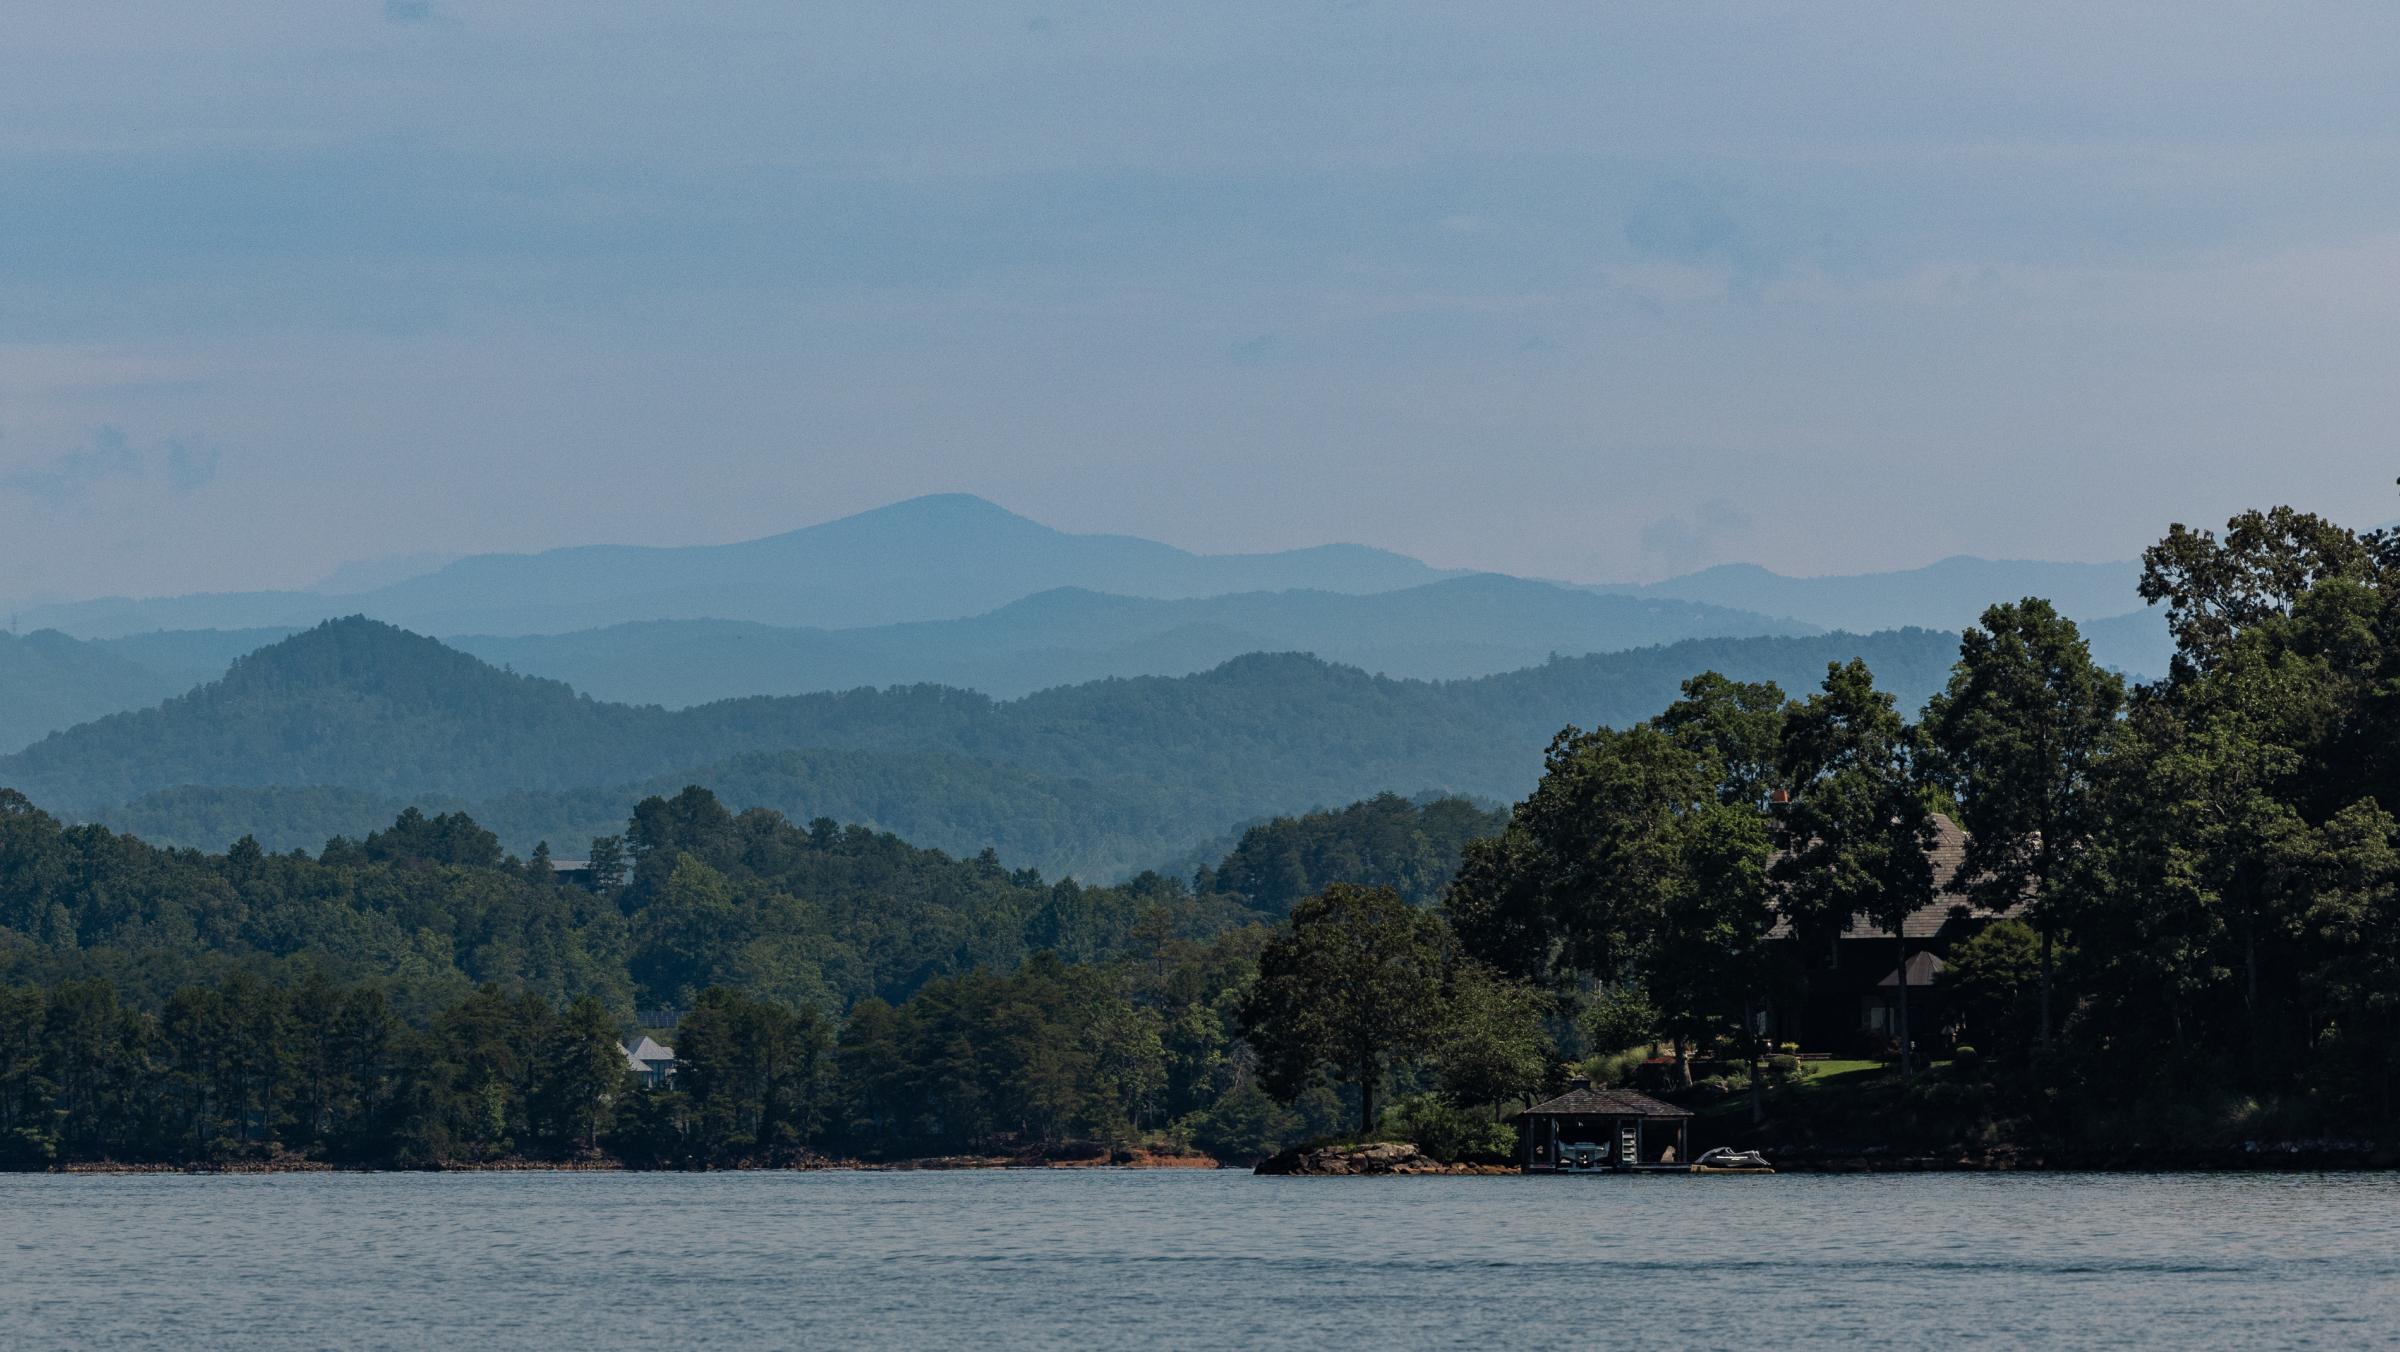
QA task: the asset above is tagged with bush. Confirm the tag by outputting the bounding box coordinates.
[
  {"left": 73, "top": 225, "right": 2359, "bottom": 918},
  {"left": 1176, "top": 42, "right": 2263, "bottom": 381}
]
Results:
[
  {"left": 1951, "top": 1045, "right": 1982, "bottom": 1070},
  {"left": 1582, "top": 988, "right": 1661, "bottom": 1056},
  {"left": 1379, "top": 1093, "right": 1514, "bottom": 1163},
  {"left": 1578, "top": 1048, "right": 1647, "bottom": 1089},
  {"left": 1777, "top": 1042, "right": 1799, "bottom": 1056},
  {"left": 1765, "top": 1054, "right": 1801, "bottom": 1080}
]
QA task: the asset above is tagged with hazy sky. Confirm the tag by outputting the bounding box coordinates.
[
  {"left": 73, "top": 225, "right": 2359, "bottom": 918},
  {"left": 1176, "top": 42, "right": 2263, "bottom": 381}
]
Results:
[{"left": 7, "top": 3, "right": 2400, "bottom": 601}]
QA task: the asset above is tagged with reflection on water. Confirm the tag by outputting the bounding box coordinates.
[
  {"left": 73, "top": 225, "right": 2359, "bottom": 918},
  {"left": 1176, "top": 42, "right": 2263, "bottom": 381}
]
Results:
[{"left": 4, "top": 1170, "right": 2394, "bottom": 1349}]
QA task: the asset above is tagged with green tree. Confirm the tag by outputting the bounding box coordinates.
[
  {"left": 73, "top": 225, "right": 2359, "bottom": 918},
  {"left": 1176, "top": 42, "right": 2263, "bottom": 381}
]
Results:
[
  {"left": 2137, "top": 505, "right": 2374, "bottom": 676},
  {"left": 1640, "top": 799, "right": 1777, "bottom": 1105},
  {"left": 1776, "top": 660, "right": 1935, "bottom": 1077},
  {"left": 1241, "top": 884, "right": 1450, "bottom": 1135},
  {"left": 1924, "top": 598, "right": 2124, "bottom": 1047},
  {"left": 1430, "top": 962, "right": 1551, "bottom": 1117},
  {"left": 1447, "top": 725, "right": 1712, "bottom": 987},
  {"left": 677, "top": 987, "right": 835, "bottom": 1162},
  {"left": 534, "top": 995, "right": 627, "bottom": 1154},
  {"left": 0, "top": 984, "right": 55, "bottom": 1167},
  {"left": 1655, "top": 672, "right": 1787, "bottom": 807},
  {"left": 1940, "top": 919, "right": 2041, "bottom": 1060}
]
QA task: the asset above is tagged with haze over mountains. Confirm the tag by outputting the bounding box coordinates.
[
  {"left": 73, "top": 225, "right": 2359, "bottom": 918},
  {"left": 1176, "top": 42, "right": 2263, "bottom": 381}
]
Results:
[
  {"left": 445, "top": 576, "right": 1817, "bottom": 708},
  {"left": 0, "top": 493, "right": 2172, "bottom": 755},
  {"left": 3, "top": 618, "right": 1967, "bottom": 879},
  {"left": 13, "top": 494, "right": 1464, "bottom": 638}
]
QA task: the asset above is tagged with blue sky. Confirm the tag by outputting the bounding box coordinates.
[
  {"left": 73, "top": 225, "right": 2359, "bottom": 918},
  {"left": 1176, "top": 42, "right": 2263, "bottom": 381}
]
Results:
[{"left": 6, "top": 3, "right": 2400, "bottom": 601}]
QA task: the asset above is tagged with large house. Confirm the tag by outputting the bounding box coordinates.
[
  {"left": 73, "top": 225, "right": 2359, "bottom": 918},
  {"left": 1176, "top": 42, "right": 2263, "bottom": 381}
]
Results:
[
  {"left": 1767, "top": 813, "right": 2023, "bottom": 1057},
  {"left": 622, "top": 1035, "right": 676, "bottom": 1089}
]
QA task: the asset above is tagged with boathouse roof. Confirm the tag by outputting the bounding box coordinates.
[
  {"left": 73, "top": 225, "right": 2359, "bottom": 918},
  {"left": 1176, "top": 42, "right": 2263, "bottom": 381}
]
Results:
[{"left": 1519, "top": 1085, "right": 1691, "bottom": 1119}]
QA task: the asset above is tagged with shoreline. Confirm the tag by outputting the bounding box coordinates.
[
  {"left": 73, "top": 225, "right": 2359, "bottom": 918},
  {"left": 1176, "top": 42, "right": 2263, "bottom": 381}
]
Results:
[
  {"left": 27, "top": 1143, "right": 2400, "bottom": 1178},
  {"left": 38, "top": 1147, "right": 1230, "bottom": 1177}
]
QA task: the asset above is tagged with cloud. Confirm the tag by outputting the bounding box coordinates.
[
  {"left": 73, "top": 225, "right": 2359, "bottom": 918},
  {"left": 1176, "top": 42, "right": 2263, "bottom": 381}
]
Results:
[
  {"left": 2, "top": 427, "right": 222, "bottom": 508},
  {"left": 1640, "top": 499, "right": 1754, "bottom": 576},
  {"left": 1622, "top": 180, "right": 1774, "bottom": 290}
]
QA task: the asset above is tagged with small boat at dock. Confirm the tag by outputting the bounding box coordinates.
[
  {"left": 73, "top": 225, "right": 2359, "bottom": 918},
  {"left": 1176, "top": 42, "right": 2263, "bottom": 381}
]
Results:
[{"left": 1693, "top": 1147, "right": 1774, "bottom": 1174}]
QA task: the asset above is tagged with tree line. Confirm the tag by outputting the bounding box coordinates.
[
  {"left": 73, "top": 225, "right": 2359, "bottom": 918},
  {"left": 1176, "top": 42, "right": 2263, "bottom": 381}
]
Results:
[
  {"left": 1264, "top": 503, "right": 2400, "bottom": 1143},
  {"left": 0, "top": 931, "right": 1351, "bottom": 1169}
]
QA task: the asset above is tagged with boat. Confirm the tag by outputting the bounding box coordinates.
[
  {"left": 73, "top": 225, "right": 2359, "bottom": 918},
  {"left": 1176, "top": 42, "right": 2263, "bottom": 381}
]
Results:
[{"left": 1693, "top": 1147, "right": 1774, "bottom": 1174}]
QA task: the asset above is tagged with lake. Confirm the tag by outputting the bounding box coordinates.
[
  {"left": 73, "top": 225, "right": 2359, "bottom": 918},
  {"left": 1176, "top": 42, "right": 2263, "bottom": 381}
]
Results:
[{"left": 5, "top": 1170, "right": 2395, "bottom": 1348}]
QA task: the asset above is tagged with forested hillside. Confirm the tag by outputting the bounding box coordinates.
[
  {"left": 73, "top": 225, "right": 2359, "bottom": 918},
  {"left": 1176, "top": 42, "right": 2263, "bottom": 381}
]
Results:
[
  {"left": 0, "top": 783, "right": 1247, "bottom": 1016},
  {"left": 0, "top": 630, "right": 190, "bottom": 754},
  {"left": 1193, "top": 793, "right": 1506, "bottom": 914},
  {"left": 101, "top": 749, "right": 1196, "bottom": 884},
  {"left": 1, "top": 619, "right": 1963, "bottom": 876},
  {"left": 0, "top": 577, "right": 1806, "bottom": 749},
  {"left": 0, "top": 627, "right": 294, "bottom": 753}
]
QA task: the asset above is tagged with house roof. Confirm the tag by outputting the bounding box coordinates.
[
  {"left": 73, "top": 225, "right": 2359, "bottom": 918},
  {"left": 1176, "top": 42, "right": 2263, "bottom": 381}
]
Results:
[
  {"left": 622, "top": 1035, "right": 674, "bottom": 1070},
  {"left": 1520, "top": 1085, "right": 1692, "bottom": 1119},
  {"left": 1770, "top": 812, "right": 2027, "bottom": 942},
  {"left": 1876, "top": 950, "right": 1947, "bottom": 987}
]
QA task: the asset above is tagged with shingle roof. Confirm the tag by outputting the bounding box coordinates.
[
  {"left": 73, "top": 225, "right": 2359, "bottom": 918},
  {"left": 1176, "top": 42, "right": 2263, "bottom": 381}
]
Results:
[
  {"left": 621, "top": 1035, "right": 674, "bottom": 1070},
  {"left": 1769, "top": 812, "right": 2027, "bottom": 941},
  {"left": 1876, "top": 950, "right": 1947, "bottom": 987},
  {"left": 1520, "top": 1086, "right": 1692, "bottom": 1119}
]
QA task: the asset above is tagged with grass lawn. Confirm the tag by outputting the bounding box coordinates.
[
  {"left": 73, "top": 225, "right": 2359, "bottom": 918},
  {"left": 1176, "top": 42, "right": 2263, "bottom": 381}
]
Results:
[{"left": 1800, "top": 1058, "right": 1885, "bottom": 1080}]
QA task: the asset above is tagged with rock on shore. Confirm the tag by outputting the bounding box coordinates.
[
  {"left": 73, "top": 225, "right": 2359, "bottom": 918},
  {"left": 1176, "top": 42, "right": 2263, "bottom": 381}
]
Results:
[{"left": 1254, "top": 1142, "right": 1511, "bottom": 1176}]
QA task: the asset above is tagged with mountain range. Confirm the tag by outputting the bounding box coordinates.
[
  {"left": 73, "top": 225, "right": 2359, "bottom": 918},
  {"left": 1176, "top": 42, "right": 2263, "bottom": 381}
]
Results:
[
  {"left": 445, "top": 575, "right": 1817, "bottom": 708},
  {"left": 12, "top": 494, "right": 1463, "bottom": 639},
  {"left": 3, "top": 617, "right": 1968, "bottom": 879},
  {"left": 0, "top": 494, "right": 2172, "bottom": 753}
]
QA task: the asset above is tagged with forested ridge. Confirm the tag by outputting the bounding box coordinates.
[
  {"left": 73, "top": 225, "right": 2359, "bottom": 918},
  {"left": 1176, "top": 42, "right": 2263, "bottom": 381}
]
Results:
[{"left": 1, "top": 619, "right": 1960, "bottom": 878}]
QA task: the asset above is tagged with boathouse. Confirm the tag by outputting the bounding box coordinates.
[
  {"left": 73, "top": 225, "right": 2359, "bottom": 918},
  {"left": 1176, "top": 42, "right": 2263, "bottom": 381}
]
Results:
[{"left": 1518, "top": 1083, "right": 1692, "bottom": 1173}]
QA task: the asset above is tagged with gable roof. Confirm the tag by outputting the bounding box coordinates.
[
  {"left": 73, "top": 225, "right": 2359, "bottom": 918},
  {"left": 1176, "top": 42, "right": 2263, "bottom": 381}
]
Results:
[
  {"left": 1877, "top": 950, "right": 1947, "bottom": 987},
  {"left": 1519, "top": 1085, "right": 1691, "bottom": 1119},
  {"left": 622, "top": 1035, "right": 674, "bottom": 1070}
]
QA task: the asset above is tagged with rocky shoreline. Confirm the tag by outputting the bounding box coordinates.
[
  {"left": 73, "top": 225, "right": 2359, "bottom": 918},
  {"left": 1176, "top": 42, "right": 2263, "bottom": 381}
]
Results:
[
  {"left": 46, "top": 1146, "right": 1225, "bottom": 1176},
  {"left": 41, "top": 1141, "right": 2399, "bottom": 1177},
  {"left": 1253, "top": 1142, "right": 1512, "bottom": 1176}
]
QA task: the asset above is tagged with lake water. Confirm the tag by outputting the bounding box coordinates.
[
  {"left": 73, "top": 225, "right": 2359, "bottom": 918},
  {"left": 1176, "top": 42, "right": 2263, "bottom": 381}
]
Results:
[{"left": 5, "top": 1170, "right": 2396, "bottom": 1349}]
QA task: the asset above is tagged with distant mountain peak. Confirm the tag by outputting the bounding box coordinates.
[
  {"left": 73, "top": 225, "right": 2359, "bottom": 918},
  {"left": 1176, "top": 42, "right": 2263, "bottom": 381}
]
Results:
[
  {"left": 785, "top": 492, "right": 1038, "bottom": 535},
  {"left": 216, "top": 616, "right": 575, "bottom": 707}
]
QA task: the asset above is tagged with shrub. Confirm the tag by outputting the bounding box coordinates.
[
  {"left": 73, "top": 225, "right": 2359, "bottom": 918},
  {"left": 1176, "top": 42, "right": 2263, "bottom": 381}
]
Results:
[
  {"left": 1766, "top": 1054, "right": 1800, "bottom": 1078},
  {"left": 1578, "top": 1048, "right": 1647, "bottom": 1089},
  {"left": 1951, "top": 1045, "right": 1982, "bottom": 1070},
  {"left": 1777, "top": 1042, "right": 1799, "bottom": 1056},
  {"left": 1582, "top": 988, "right": 1660, "bottom": 1056},
  {"left": 1379, "top": 1093, "right": 1514, "bottom": 1162}
]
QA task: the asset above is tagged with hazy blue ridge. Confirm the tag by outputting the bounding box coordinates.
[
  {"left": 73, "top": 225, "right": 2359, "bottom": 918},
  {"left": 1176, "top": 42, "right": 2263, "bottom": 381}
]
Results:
[
  {"left": 1591, "top": 555, "right": 2148, "bottom": 635},
  {"left": 447, "top": 574, "right": 1816, "bottom": 706},
  {"left": 0, "top": 629, "right": 196, "bottom": 754},
  {"left": 7, "top": 618, "right": 1966, "bottom": 878},
  {"left": 12, "top": 494, "right": 1462, "bottom": 639}
]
